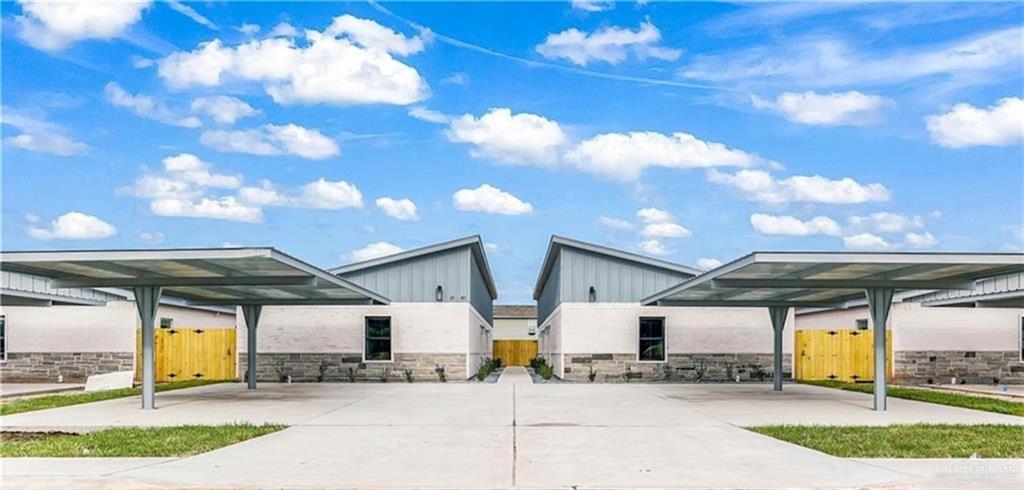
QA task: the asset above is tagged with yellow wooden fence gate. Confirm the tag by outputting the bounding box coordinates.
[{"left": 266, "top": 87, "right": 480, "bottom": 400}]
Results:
[
  {"left": 135, "top": 328, "right": 236, "bottom": 382},
  {"left": 794, "top": 329, "right": 893, "bottom": 383},
  {"left": 492, "top": 340, "right": 538, "bottom": 367}
]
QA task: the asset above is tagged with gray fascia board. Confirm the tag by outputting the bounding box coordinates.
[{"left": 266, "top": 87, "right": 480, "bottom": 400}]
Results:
[
  {"left": 533, "top": 235, "right": 702, "bottom": 299},
  {"left": 0, "top": 288, "right": 107, "bottom": 306},
  {"left": 709, "top": 278, "right": 976, "bottom": 290},
  {"left": 922, "top": 290, "right": 1024, "bottom": 307}
]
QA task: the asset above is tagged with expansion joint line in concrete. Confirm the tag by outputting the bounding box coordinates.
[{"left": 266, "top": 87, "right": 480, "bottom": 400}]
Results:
[{"left": 512, "top": 384, "right": 518, "bottom": 488}]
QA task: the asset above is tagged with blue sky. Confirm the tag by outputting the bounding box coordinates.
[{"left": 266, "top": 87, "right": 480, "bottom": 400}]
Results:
[{"left": 2, "top": 1, "right": 1022, "bottom": 303}]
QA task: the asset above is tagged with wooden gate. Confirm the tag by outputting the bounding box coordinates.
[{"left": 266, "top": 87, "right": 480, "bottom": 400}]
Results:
[
  {"left": 492, "top": 340, "right": 538, "bottom": 367},
  {"left": 795, "top": 329, "right": 892, "bottom": 382},
  {"left": 135, "top": 328, "right": 236, "bottom": 382}
]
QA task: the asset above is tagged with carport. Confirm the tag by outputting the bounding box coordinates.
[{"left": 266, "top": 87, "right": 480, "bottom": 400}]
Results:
[
  {"left": 0, "top": 248, "right": 389, "bottom": 409},
  {"left": 642, "top": 252, "right": 1024, "bottom": 411}
]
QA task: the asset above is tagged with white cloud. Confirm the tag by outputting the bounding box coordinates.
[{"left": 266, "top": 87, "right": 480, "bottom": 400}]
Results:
[
  {"left": 105, "top": 82, "right": 201, "bottom": 128},
  {"left": 843, "top": 233, "right": 891, "bottom": 250},
  {"left": 597, "top": 216, "right": 634, "bottom": 231},
  {"left": 536, "top": 21, "right": 679, "bottom": 66},
  {"left": 15, "top": 0, "right": 151, "bottom": 51},
  {"left": 346, "top": 241, "right": 404, "bottom": 263},
  {"left": 637, "top": 207, "right": 692, "bottom": 238},
  {"left": 166, "top": 0, "right": 218, "bottom": 31},
  {"left": 239, "top": 179, "right": 364, "bottom": 210},
  {"left": 847, "top": 212, "right": 923, "bottom": 233},
  {"left": 138, "top": 231, "right": 165, "bottom": 245},
  {"left": 157, "top": 15, "right": 428, "bottom": 106},
  {"left": 484, "top": 242, "right": 502, "bottom": 253},
  {"left": 269, "top": 22, "right": 298, "bottom": 38},
  {"left": 571, "top": 0, "right": 614, "bottom": 12},
  {"left": 27, "top": 211, "right": 117, "bottom": 241},
  {"left": 636, "top": 239, "right": 670, "bottom": 256},
  {"left": 324, "top": 14, "right": 428, "bottom": 56},
  {"left": 452, "top": 184, "right": 533, "bottom": 215},
  {"left": 190, "top": 96, "right": 259, "bottom": 124},
  {"left": 132, "top": 55, "right": 154, "bottom": 68},
  {"left": 751, "top": 91, "right": 886, "bottom": 126},
  {"left": 200, "top": 123, "right": 340, "bottom": 160},
  {"left": 681, "top": 27, "right": 1023, "bottom": 88},
  {"left": 408, "top": 106, "right": 450, "bottom": 124},
  {"left": 441, "top": 72, "right": 467, "bottom": 85},
  {"left": 1, "top": 108, "right": 88, "bottom": 156},
  {"left": 696, "top": 258, "right": 723, "bottom": 270},
  {"left": 150, "top": 196, "right": 262, "bottom": 223},
  {"left": 905, "top": 231, "right": 938, "bottom": 248},
  {"left": 750, "top": 213, "right": 842, "bottom": 236},
  {"left": 375, "top": 197, "right": 419, "bottom": 221},
  {"left": 446, "top": 108, "right": 567, "bottom": 164},
  {"left": 161, "top": 153, "right": 241, "bottom": 189},
  {"left": 708, "top": 169, "right": 891, "bottom": 205},
  {"left": 564, "top": 131, "right": 759, "bottom": 182},
  {"left": 925, "top": 97, "right": 1024, "bottom": 148},
  {"left": 236, "top": 23, "right": 260, "bottom": 36}
]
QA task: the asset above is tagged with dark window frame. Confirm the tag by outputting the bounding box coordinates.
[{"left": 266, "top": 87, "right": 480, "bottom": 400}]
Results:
[
  {"left": 855, "top": 318, "right": 869, "bottom": 330},
  {"left": 638, "top": 316, "right": 666, "bottom": 362},
  {"left": 0, "top": 314, "right": 6, "bottom": 361},
  {"left": 364, "top": 316, "right": 393, "bottom": 362}
]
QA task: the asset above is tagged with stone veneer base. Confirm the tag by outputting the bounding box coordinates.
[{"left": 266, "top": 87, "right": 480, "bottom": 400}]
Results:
[
  {"left": 239, "top": 352, "right": 469, "bottom": 382},
  {"left": 0, "top": 352, "right": 134, "bottom": 382},
  {"left": 561, "top": 353, "right": 792, "bottom": 383},
  {"left": 895, "top": 350, "right": 1024, "bottom": 384}
]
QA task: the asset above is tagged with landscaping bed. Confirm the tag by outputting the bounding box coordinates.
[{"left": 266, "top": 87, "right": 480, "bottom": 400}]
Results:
[
  {"left": 0, "top": 379, "right": 229, "bottom": 416},
  {"left": 749, "top": 424, "right": 1024, "bottom": 458},
  {"left": 800, "top": 380, "right": 1024, "bottom": 417},
  {"left": 0, "top": 424, "right": 285, "bottom": 457}
]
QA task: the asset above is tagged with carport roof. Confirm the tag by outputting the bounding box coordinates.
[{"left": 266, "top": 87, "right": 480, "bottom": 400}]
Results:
[
  {"left": 642, "top": 251, "right": 1024, "bottom": 308},
  {"left": 0, "top": 247, "right": 389, "bottom": 306}
]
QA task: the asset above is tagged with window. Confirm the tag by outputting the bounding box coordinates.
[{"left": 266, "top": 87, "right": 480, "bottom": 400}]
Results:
[
  {"left": 364, "top": 317, "right": 392, "bottom": 361},
  {"left": 0, "top": 315, "right": 6, "bottom": 361},
  {"left": 855, "top": 319, "right": 868, "bottom": 330},
  {"left": 160, "top": 317, "right": 174, "bottom": 329},
  {"left": 638, "top": 317, "right": 665, "bottom": 362}
]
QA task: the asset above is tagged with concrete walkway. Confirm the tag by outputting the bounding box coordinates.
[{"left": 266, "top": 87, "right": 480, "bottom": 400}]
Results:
[
  {"left": 496, "top": 366, "right": 533, "bottom": 385},
  {"left": 2, "top": 383, "right": 1022, "bottom": 489}
]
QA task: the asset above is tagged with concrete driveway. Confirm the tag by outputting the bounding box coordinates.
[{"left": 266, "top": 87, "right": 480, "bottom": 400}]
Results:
[{"left": 2, "top": 382, "right": 1022, "bottom": 489}]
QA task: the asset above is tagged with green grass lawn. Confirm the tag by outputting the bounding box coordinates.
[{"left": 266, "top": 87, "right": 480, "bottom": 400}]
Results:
[
  {"left": 800, "top": 380, "right": 1024, "bottom": 417},
  {"left": 749, "top": 424, "right": 1024, "bottom": 458},
  {"left": 0, "top": 424, "right": 285, "bottom": 457},
  {"left": 0, "top": 379, "right": 228, "bottom": 416}
]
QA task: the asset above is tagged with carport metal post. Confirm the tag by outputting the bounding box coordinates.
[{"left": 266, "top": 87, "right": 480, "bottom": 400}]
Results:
[
  {"left": 134, "top": 286, "right": 162, "bottom": 410},
  {"left": 768, "top": 306, "right": 789, "bottom": 391},
  {"left": 242, "top": 305, "right": 262, "bottom": 390},
  {"left": 865, "top": 288, "right": 895, "bottom": 411}
]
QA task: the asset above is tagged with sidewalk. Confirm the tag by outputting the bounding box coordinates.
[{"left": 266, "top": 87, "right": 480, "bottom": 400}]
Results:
[{"left": 496, "top": 366, "right": 533, "bottom": 385}]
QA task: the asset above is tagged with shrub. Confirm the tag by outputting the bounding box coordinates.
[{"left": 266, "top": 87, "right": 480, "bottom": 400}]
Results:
[
  {"left": 378, "top": 367, "right": 391, "bottom": 383},
  {"left": 434, "top": 365, "right": 448, "bottom": 382},
  {"left": 588, "top": 367, "right": 596, "bottom": 383},
  {"left": 403, "top": 369, "right": 414, "bottom": 383},
  {"left": 538, "top": 363, "right": 554, "bottom": 380}
]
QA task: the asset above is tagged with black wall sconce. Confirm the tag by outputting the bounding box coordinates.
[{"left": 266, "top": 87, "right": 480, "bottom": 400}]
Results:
[
  {"left": 588, "top": 286, "right": 596, "bottom": 302},
  {"left": 435, "top": 285, "right": 444, "bottom": 302}
]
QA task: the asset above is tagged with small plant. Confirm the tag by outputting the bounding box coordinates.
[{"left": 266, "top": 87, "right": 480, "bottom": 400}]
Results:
[
  {"left": 588, "top": 367, "right": 596, "bottom": 383},
  {"left": 378, "top": 366, "right": 391, "bottom": 383},
  {"left": 694, "top": 361, "right": 706, "bottom": 383},
  {"left": 491, "top": 357, "right": 503, "bottom": 369},
  {"left": 403, "top": 369, "right": 414, "bottom": 383},
  {"left": 276, "top": 365, "right": 288, "bottom": 383},
  {"left": 661, "top": 363, "right": 673, "bottom": 381},
  {"left": 347, "top": 363, "right": 365, "bottom": 383},
  {"left": 316, "top": 361, "right": 329, "bottom": 382},
  {"left": 435, "top": 365, "right": 448, "bottom": 382},
  {"left": 624, "top": 365, "right": 632, "bottom": 383},
  {"left": 538, "top": 362, "right": 554, "bottom": 380}
]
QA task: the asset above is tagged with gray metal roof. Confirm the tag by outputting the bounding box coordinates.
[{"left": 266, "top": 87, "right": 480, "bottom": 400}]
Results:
[
  {"left": 643, "top": 251, "right": 1024, "bottom": 308},
  {"left": 910, "top": 271, "right": 1024, "bottom": 306},
  {"left": 532, "top": 235, "right": 701, "bottom": 299},
  {"left": 330, "top": 235, "right": 498, "bottom": 299},
  {"left": 0, "top": 248, "right": 389, "bottom": 306}
]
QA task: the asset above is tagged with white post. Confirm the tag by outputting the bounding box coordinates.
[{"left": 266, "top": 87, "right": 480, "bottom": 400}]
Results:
[
  {"left": 768, "top": 306, "right": 789, "bottom": 391},
  {"left": 134, "top": 286, "right": 162, "bottom": 410},
  {"left": 242, "top": 305, "right": 262, "bottom": 390},
  {"left": 865, "top": 288, "right": 894, "bottom": 411}
]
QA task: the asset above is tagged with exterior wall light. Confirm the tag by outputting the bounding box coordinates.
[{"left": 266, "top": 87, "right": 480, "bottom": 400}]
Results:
[
  {"left": 589, "top": 286, "right": 597, "bottom": 302},
  {"left": 435, "top": 285, "right": 444, "bottom": 302}
]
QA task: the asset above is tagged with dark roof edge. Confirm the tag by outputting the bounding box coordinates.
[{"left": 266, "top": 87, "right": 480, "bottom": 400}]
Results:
[{"left": 532, "top": 235, "right": 701, "bottom": 300}]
